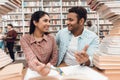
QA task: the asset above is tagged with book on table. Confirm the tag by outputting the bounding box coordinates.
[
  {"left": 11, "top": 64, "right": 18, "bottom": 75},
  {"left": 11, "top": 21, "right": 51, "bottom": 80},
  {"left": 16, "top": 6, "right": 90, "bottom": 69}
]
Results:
[{"left": 0, "top": 63, "right": 23, "bottom": 80}]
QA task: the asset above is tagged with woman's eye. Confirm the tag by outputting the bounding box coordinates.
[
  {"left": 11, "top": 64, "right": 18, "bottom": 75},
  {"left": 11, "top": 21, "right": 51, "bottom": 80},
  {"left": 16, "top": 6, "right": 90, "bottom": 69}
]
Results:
[{"left": 43, "top": 19, "right": 50, "bottom": 23}]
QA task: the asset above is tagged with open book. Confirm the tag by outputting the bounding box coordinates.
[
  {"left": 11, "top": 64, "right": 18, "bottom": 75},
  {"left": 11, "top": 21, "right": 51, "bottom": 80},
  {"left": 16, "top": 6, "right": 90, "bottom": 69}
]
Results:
[{"left": 24, "top": 65, "right": 108, "bottom": 80}]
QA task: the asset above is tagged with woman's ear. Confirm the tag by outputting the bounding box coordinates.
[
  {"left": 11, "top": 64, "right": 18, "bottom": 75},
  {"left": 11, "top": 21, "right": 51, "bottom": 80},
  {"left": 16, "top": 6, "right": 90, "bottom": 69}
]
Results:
[
  {"left": 33, "top": 21, "right": 37, "bottom": 26},
  {"left": 79, "top": 18, "right": 84, "bottom": 25}
]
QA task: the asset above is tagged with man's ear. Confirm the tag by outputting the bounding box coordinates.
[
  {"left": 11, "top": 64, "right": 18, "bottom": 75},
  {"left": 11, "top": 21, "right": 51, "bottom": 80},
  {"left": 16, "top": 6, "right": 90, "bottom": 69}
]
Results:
[{"left": 79, "top": 18, "right": 84, "bottom": 25}]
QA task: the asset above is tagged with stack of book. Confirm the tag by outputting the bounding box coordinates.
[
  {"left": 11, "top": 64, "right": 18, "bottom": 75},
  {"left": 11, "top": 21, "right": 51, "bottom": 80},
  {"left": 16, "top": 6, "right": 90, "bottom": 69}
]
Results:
[
  {"left": 0, "top": 63, "right": 23, "bottom": 80},
  {"left": 0, "top": 0, "right": 21, "bottom": 15},
  {"left": 99, "top": 36, "right": 120, "bottom": 55},
  {"left": 0, "top": 49, "right": 12, "bottom": 68},
  {"left": 93, "top": 35, "right": 120, "bottom": 74},
  {"left": 87, "top": 0, "right": 120, "bottom": 74},
  {"left": 93, "top": 52, "right": 120, "bottom": 74}
]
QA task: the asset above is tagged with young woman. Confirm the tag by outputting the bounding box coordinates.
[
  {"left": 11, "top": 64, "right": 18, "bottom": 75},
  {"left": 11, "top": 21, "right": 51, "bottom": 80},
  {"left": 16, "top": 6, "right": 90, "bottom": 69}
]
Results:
[{"left": 20, "top": 11, "right": 58, "bottom": 76}]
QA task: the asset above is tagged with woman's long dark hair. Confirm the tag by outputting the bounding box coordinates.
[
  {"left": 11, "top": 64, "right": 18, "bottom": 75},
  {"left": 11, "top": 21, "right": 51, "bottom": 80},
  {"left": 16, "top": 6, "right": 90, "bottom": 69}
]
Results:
[{"left": 29, "top": 10, "right": 49, "bottom": 34}]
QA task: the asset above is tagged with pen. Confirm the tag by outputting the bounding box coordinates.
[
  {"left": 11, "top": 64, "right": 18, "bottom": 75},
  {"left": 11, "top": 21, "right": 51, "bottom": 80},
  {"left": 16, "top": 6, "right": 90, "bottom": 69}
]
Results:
[{"left": 49, "top": 65, "right": 64, "bottom": 76}]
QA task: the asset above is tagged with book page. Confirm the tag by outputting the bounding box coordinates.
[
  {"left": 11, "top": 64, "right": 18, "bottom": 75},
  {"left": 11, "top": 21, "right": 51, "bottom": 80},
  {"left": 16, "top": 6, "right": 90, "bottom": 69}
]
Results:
[{"left": 25, "top": 65, "right": 108, "bottom": 80}]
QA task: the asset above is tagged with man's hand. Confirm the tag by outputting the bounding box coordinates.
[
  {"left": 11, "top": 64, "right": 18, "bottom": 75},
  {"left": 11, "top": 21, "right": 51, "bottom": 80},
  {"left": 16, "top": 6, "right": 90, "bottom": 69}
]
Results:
[{"left": 74, "top": 45, "right": 90, "bottom": 66}]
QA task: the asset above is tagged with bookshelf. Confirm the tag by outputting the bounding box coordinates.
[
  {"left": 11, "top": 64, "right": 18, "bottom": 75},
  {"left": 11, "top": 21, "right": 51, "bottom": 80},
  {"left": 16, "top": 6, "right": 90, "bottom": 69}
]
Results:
[
  {"left": 43, "top": 0, "right": 62, "bottom": 35},
  {"left": 1, "top": 0, "right": 113, "bottom": 60},
  {"left": 3, "top": 0, "right": 112, "bottom": 38}
]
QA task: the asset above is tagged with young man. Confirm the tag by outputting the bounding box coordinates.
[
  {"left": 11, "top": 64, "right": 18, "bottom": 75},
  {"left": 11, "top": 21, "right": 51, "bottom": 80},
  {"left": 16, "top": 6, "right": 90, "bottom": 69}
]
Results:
[
  {"left": 56, "top": 6, "right": 99, "bottom": 66},
  {"left": 5, "top": 24, "right": 17, "bottom": 62}
]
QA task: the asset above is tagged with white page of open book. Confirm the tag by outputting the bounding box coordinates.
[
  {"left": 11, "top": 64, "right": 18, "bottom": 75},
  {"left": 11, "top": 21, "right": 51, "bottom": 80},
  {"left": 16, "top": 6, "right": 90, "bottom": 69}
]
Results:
[{"left": 24, "top": 65, "right": 108, "bottom": 80}]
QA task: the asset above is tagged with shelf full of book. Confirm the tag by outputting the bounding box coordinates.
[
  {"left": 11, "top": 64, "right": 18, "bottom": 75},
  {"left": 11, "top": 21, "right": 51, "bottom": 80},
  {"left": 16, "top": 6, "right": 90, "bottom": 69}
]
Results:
[{"left": 2, "top": 0, "right": 113, "bottom": 37}]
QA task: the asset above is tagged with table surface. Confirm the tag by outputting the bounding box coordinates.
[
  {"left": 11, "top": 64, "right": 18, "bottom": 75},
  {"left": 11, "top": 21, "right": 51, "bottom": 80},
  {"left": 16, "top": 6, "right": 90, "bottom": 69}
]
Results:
[{"left": 23, "top": 62, "right": 120, "bottom": 80}]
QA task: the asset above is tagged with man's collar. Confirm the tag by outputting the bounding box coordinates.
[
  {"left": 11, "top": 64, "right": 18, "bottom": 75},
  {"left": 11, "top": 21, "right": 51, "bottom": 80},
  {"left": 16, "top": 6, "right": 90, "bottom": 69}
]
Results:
[{"left": 78, "top": 28, "right": 86, "bottom": 39}]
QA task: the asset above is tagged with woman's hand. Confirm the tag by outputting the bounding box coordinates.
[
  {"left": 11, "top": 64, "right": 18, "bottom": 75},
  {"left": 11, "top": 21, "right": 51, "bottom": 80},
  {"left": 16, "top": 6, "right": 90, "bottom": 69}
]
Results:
[
  {"left": 28, "top": 58, "right": 51, "bottom": 76},
  {"left": 37, "top": 63, "right": 51, "bottom": 76}
]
